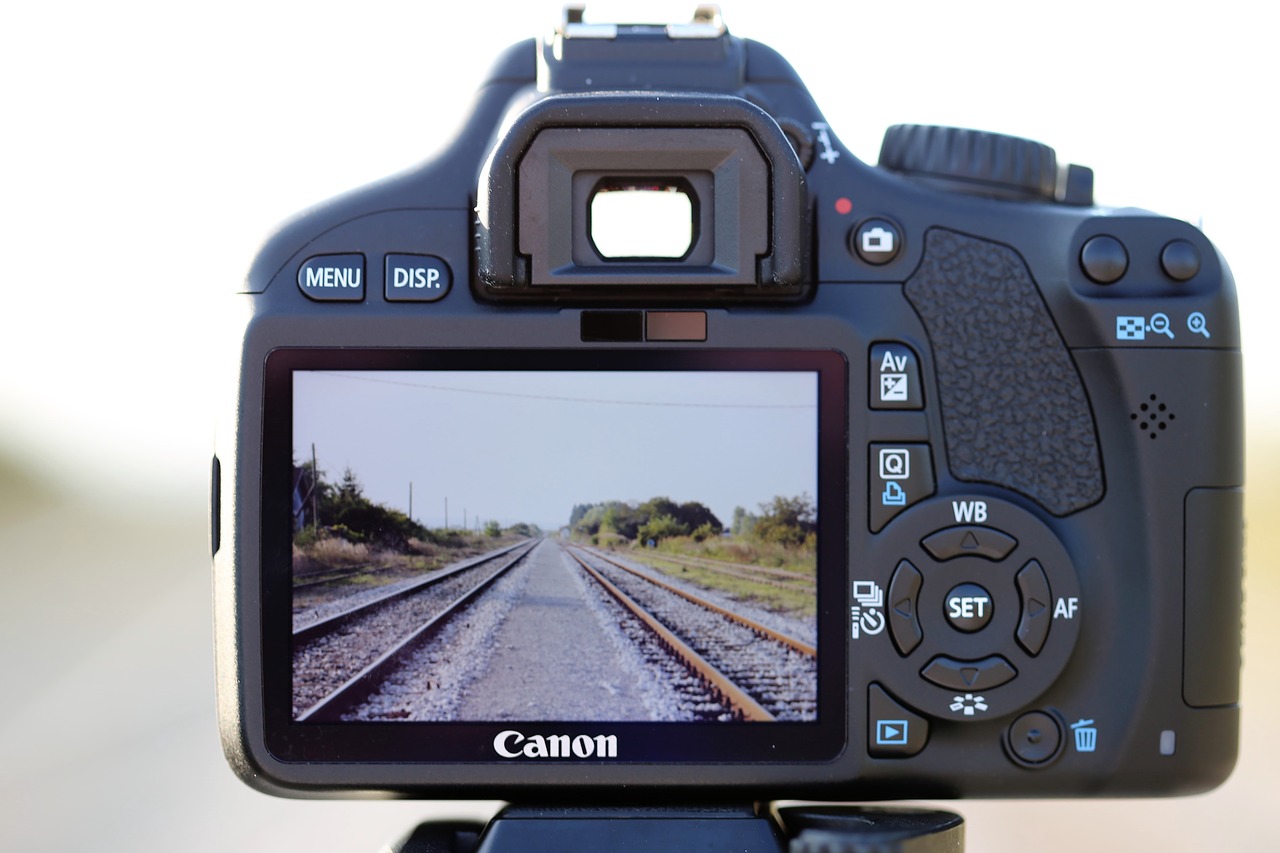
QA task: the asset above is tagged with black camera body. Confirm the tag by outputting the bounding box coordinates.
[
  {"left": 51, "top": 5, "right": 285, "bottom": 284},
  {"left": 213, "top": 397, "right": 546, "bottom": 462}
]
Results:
[{"left": 214, "top": 11, "right": 1243, "bottom": 802}]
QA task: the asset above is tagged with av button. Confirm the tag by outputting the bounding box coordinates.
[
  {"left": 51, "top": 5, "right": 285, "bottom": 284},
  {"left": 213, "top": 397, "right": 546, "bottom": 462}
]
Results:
[
  {"left": 870, "top": 342, "right": 923, "bottom": 410},
  {"left": 944, "top": 583, "right": 993, "bottom": 633}
]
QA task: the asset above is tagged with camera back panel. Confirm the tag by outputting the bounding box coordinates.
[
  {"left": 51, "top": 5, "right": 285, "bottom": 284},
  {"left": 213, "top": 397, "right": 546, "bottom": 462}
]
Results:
[{"left": 214, "top": 13, "right": 1242, "bottom": 800}]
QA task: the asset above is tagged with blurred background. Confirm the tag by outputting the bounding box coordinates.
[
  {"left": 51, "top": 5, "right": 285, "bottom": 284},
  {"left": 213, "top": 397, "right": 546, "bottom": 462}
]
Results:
[{"left": 1, "top": 1, "right": 1275, "bottom": 849}]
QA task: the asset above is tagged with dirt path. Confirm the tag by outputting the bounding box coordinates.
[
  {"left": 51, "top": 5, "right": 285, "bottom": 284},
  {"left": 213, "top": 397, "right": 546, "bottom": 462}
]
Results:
[{"left": 454, "top": 540, "right": 653, "bottom": 720}]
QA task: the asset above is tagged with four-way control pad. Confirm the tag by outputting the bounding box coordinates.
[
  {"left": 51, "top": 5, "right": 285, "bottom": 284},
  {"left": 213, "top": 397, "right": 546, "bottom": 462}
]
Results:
[{"left": 860, "top": 496, "right": 1081, "bottom": 732}]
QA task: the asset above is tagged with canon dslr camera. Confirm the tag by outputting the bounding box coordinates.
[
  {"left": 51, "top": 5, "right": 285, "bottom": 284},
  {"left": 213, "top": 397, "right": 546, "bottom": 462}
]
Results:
[{"left": 213, "top": 6, "right": 1243, "bottom": 815}]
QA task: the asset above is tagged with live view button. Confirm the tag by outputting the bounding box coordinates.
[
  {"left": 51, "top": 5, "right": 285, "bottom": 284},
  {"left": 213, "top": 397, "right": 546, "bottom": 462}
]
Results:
[{"left": 385, "top": 254, "right": 451, "bottom": 302}]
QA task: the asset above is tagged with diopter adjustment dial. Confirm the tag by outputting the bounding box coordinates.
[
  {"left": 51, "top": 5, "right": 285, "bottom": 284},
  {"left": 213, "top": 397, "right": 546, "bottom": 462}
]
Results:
[{"left": 878, "top": 124, "right": 1059, "bottom": 202}]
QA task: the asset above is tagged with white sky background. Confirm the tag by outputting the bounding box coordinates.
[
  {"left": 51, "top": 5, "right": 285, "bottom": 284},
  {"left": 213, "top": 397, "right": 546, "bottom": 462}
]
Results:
[
  {"left": 0, "top": 0, "right": 1274, "bottom": 508},
  {"left": 295, "top": 371, "right": 818, "bottom": 530}
]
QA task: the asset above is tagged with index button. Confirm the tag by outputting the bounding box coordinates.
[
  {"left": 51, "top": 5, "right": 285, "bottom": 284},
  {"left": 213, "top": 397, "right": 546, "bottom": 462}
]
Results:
[
  {"left": 870, "top": 342, "right": 923, "bottom": 410},
  {"left": 921, "top": 526, "right": 1018, "bottom": 561},
  {"left": 1080, "top": 235, "right": 1128, "bottom": 284},
  {"left": 298, "top": 253, "right": 365, "bottom": 301}
]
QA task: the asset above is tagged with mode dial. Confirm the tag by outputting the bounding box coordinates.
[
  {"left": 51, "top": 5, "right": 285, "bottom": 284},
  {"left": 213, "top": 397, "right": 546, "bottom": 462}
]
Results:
[{"left": 879, "top": 124, "right": 1060, "bottom": 202}]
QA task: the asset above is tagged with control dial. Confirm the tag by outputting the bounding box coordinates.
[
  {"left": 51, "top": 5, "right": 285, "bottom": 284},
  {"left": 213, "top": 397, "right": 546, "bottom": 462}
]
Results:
[{"left": 879, "top": 124, "right": 1059, "bottom": 201}]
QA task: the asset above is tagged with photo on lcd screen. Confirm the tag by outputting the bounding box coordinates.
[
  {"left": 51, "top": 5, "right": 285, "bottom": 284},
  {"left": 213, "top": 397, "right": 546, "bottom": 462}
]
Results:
[{"left": 290, "top": 370, "right": 818, "bottom": 723}]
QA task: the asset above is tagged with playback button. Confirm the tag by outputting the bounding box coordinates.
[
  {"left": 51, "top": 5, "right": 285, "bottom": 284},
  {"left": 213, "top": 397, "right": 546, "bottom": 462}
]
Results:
[
  {"left": 870, "top": 444, "right": 935, "bottom": 533},
  {"left": 869, "top": 683, "right": 928, "bottom": 758}
]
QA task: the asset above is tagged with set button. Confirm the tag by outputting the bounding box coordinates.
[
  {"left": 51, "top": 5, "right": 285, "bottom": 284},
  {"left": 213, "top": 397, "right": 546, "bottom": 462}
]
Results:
[{"left": 944, "top": 583, "right": 993, "bottom": 632}]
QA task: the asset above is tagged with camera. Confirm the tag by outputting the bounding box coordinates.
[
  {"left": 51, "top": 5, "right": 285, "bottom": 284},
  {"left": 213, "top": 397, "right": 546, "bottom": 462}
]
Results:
[{"left": 213, "top": 6, "right": 1243, "bottom": 804}]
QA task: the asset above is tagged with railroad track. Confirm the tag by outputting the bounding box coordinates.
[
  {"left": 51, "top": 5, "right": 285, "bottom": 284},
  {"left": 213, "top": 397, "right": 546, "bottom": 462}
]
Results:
[
  {"left": 292, "top": 562, "right": 395, "bottom": 592},
  {"left": 625, "top": 548, "right": 815, "bottom": 591},
  {"left": 291, "top": 538, "right": 537, "bottom": 720},
  {"left": 564, "top": 543, "right": 817, "bottom": 722}
]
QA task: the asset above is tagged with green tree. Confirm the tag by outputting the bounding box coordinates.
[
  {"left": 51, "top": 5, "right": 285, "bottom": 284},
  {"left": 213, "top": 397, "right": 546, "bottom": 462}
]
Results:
[
  {"left": 753, "top": 494, "right": 815, "bottom": 547},
  {"left": 731, "top": 505, "right": 757, "bottom": 537},
  {"left": 676, "top": 500, "right": 722, "bottom": 535},
  {"left": 484, "top": 520, "right": 502, "bottom": 537},
  {"left": 637, "top": 514, "right": 689, "bottom": 544}
]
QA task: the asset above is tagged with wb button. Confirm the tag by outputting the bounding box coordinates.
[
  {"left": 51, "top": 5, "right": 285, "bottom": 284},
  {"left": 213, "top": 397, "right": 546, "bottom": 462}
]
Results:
[{"left": 385, "top": 254, "right": 452, "bottom": 302}]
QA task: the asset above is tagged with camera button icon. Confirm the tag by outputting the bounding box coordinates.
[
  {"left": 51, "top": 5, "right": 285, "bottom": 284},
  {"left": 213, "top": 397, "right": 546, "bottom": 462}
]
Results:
[{"left": 851, "top": 218, "right": 903, "bottom": 265}]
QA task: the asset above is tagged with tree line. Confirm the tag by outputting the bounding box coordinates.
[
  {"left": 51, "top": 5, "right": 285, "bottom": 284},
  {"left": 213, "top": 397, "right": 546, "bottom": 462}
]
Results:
[
  {"left": 294, "top": 463, "right": 540, "bottom": 549},
  {"left": 570, "top": 493, "right": 815, "bottom": 547}
]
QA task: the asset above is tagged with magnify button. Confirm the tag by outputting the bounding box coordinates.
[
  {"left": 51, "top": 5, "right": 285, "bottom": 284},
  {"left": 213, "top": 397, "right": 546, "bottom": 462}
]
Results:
[
  {"left": 1148, "top": 313, "right": 1174, "bottom": 339},
  {"left": 1188, "top": 312, "right": 1211, "bottom": 338}
]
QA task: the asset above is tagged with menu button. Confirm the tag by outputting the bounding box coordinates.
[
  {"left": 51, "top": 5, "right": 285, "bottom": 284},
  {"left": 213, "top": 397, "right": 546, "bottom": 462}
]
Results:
[{"left": 297, "top": 253, "right": 365, "bottom": 302}]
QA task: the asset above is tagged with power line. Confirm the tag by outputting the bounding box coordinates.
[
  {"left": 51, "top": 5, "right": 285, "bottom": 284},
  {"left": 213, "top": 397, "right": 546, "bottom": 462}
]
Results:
[{"left": 310, "top": 371, "right": 815, "bottom": 410}]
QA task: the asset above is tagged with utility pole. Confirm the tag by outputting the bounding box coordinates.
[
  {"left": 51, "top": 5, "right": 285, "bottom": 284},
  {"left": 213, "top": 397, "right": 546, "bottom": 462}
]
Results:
[
  {"left": 445, "top": 497, "right": 449, "bottom": 531},
  {"left": 464, "top": 508, "right": 467, "bottom": 532},
  {"left": 311, "top": 443, "right": 318, "bottom": 535},
  {"left": 409, "top": 482, "right": 413, "bottom": 521}
]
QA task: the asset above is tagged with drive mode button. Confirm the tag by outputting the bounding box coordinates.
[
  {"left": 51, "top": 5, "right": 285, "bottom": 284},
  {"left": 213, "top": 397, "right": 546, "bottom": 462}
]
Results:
[{"left": 297, "top": 253, "right": 365, "bottom": 302}]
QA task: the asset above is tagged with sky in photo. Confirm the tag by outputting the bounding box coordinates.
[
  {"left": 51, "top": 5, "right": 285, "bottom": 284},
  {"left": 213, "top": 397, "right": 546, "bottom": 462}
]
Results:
[{"left": 294, "top": 369, "right": 819, "bottom": 531}]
